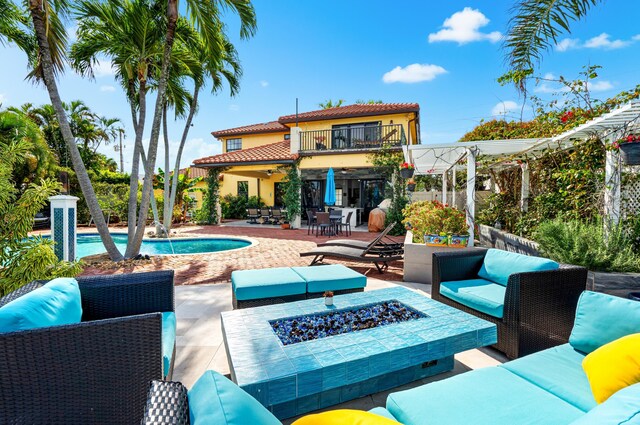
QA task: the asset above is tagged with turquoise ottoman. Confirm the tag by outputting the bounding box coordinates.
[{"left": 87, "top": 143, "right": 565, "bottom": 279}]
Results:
[
  {"left": 292, "top": 264, "right": 366, "bottom": 296},
  {"left": 231, "top": 267, "right": 306, "bottom": 309}
]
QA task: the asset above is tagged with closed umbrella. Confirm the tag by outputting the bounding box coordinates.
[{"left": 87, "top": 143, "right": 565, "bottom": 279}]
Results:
[{"left": 324, "top": 167, "right": 336, "bottom": 206}]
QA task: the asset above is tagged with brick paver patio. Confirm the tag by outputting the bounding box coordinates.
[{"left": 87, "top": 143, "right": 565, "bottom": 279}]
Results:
[{"left": 80, "top": 225, "right": 405, "bottom": 285}]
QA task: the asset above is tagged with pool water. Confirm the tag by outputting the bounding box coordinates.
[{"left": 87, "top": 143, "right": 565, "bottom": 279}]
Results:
[{"left": 51, "top": 233, "right": 251, "bottom": 258}]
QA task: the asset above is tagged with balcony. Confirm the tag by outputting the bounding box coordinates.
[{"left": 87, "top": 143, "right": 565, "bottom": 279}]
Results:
[{"left": 299, "top": 124, "right": 406, "bottom": 153}]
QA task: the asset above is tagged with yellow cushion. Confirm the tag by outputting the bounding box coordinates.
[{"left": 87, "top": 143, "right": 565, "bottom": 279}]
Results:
[
  {"left": 292, "top": 409, "right": 400, "bottom": 425},
  {"left": 582, "top": 333, "right": 640, "bottom": 404}
]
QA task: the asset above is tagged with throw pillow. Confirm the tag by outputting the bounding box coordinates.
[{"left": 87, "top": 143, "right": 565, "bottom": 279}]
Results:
[{"left": 292, "top": 409, "right": 400, "bottom": 425}]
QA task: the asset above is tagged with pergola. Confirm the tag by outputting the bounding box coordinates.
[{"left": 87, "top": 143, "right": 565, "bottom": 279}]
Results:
[{"left": 404, "top": 101, "right": 640, "bottom": 246}]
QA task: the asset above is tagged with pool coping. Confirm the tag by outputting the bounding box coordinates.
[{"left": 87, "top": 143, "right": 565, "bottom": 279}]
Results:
[{"left": 221, "top": 286, "right": 497, "bottom": 418}]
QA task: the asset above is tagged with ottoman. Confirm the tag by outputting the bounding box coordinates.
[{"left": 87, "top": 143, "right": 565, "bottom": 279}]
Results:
[
  {"left": 292, "top": 264, "right": 366, "bottom": 297},
  {"left": 231, "top": 267, "right": 306, "bottom": 309}
]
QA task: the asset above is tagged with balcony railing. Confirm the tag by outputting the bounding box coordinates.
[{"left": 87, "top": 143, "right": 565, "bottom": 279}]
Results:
[{"left": 299, "top": 124, "right": 406, "bottom": 153}]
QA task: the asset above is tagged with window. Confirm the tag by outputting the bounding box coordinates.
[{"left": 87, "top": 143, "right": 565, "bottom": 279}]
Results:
[
  {"left": 284, "top": 134, "right": 291, "bottom": 140},
  {"left": 226, "top": 138, "right": 242, "bottom": 152},
  {"left": 237, "top": 181, "right": 249, "bottom": 200},
  {"left": 335, "top": 188, "right": 343, "bottom": 206}
]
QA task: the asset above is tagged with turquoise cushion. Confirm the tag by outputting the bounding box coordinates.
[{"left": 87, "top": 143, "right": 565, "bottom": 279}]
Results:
[
  {"left": 368, "top": 407, "right": 398, "bottom": 421},
  {"left": 439, "top": 278, "right": 505, "bottom": 318},
  {"left": 231, "top": 267, "right": 306, "bottom": 301},
  {"left": 570, "top": 383, "right": 640, "bottom": 425},
  {"left": 386, "top": 367, "right": 584, "bottom": 425},
  {"left": 188, "top": 370, "right": 281, "bottom": 425},
  {"left": 569, "top": 291, "right": 640, "bottom": 354},
  {"left": 501, "top": 344, "right": 596, "bottom": 412},
  {"left": 477, "top": 249, "right": 559, "bottom": 286},
  {"left": 161, "top": 312, "right": 176, "bottom": 378},
  {"left": 292, "top": 264, "right": 366, "bottom": 293},
  {"left": 0, "top": 278, "right": 82, "bottom": 332}
]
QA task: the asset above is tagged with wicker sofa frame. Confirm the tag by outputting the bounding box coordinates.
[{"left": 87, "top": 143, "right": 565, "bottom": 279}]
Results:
[
  {"left": 432, "top": 249, "right": 587, "bottom": 359},
  {"left": 0, "top": 270, "right": 176, "bottom": 425}
]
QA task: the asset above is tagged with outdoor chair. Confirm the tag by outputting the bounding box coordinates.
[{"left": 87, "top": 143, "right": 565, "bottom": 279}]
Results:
[
  {"left": 246, "top": 208, "right": 260, "bottom": 224},
  {"left": 0, "top": 270, "right": 176, "bottom": 425},
  {"left": 337, "top": 211, "right": 353, "bottom": 236},
  {"left": 271, "top": 208, "right": 283, "bottom": 225},
  {"left": 318, "top": 222, "right": 403, "bottom": 255},
  {"left": 315, "top": 212, "right": 333, "bottom": 236},
  {"left": 306, "top": 209, "right": 317, "bottom": 235},
  {"left": 259, "top": 208, "right": 272, "bottom": 224},
  {"left": 432, "top": 248, "right": 588, "bottom": 359}
]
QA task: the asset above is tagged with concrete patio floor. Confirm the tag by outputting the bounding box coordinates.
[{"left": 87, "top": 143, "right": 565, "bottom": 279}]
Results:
[{"left": 173, "top": 277, "right": 507, "bottom": 423}]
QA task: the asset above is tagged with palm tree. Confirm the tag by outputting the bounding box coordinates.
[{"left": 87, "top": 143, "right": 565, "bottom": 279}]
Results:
[
  {"left": 6, "top": 0, "right": 124, "bottom": 261},
  {"left": 96, "top": 117, "right": 122, "bottom": 154},
  {"left": 505, "top": 0, "right": 603, "bottom": 91},
  {"left": 164, "top": 31, "right": 241, "bottom": 234},
  {"left": 129, "top": 0, "right": 256, "bottom": 257},
  {"left": 319, "top": 99, "right": 345, "bottom": 109}
]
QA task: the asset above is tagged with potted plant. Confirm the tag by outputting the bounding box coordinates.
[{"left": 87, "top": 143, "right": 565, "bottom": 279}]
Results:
[
  {"left": 399, "top": 162, "right": 415, "bottom": 179},
  {"left": 324, "top": 291, "right": 334, "bottom": 306},
  {"left": 281, "top": 221, "right": 290, "bottom": 230},
  {"left": 406, "top": 178, "right": 416, "bottom": 192},
  {"left": 614, "top": 134, "right": 640, "bottom": 165}
]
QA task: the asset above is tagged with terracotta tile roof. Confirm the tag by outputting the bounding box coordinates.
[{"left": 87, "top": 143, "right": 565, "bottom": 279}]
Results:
[
  {"left": 211, "top": 121, "right": 289, "bottom": 138},
  {"left": 193, "top": 140, "right": 295, "bottom": 166},
  {"left": 171, "top": 167, "right": 208, "bottom": 179},
  {"left": 278, "top": 103, "right": 420, "bottom": 123}
]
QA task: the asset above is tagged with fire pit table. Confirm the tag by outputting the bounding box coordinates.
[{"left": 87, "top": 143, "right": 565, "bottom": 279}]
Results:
[{"left": 221, "top": 286, "right": 496, "bottom": 419}]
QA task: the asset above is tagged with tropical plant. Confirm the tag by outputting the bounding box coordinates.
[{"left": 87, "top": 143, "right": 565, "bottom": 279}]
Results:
[
  {"left": 280, "top": 162, "right": 302, "bottom": 226},
  {"left": 318, "top": 99, "right": 345, "bottom": 109},
  {"left": 369, "top": 143, "right": 408, "bottom": 235},
  {"left": 534, "top": 217, "right": 640, "bottom": 273},
  {"left": 0, "top": 0, "right": 124, "bottom": 261},
  {"left": 504, "top": 0, "right": 603, "bottom": 91},
  {"left": 402, "top": 200, "right": 467, "bottom": 243},
  {"left": 0, "top": 132, "right": 82, "bottom": 296},
  {"left": 197, "top": 167, "right": 223, "bottom": 224}
]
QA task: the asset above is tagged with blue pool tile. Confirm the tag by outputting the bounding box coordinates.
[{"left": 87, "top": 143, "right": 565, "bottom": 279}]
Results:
[
  {"left": 321, "top": 364, "right": 346, "bottom": 390},
  {"left": 296, "top": 393, "right": 320, "bottom": 415},
  {"left": 319, "top": 388, "right": 341, "bottom": 409},
  {"left": 314, "top": 348, "right": 344, "bottom": 367},
  {"left": 297, "top": 369, "right": 323, "bottom": 397},
  {"left": 234, "top": 366, "right": 268, "bottom": 386},
  {"left": 270, "top": 399, "right": 297, "bottom": 419},
  {"left": 283, "top": 344, "right": 312, "bottom": 359},
  {"left": 268, "top": 375, "right": 296, "bottom": 405},
  {"left": 289, "top": 354, "right": 321, "bottom": 373},
  {"left": 265, "top": 358, "right": 295, "bottom": 379}
]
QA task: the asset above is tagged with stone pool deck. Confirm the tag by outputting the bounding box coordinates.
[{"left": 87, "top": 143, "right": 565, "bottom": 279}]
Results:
[{"left": 173, "top": 277, "right": 507, "bottom": 423}]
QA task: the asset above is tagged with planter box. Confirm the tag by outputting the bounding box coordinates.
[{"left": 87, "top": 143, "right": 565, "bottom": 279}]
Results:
[
  {"left": 403, "top": 231, "right": 471, "bottom": 285},
  {"left": 588, "top": 271, "right": 640, "bottom": 299}
]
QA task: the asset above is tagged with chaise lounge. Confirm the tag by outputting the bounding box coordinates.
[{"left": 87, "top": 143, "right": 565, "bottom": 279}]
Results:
[
  {"left": 141, "top": 291, "right": 640, "bottom": 425},
  {"left": 432, "top": 248, "right": 588, "bottom": 358}
]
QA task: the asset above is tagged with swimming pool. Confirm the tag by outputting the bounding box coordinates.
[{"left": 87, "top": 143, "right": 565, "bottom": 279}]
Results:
[{"left": 47, "top": 233, "right": 253, "bottom": 258}]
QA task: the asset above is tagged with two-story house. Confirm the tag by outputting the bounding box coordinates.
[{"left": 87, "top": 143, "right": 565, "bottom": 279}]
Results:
[{"left": 192, "top": 103, "right": 420, "bottom": 224}]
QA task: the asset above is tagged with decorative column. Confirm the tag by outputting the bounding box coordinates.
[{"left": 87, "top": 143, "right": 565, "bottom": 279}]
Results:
[
  {"left": 293, "top": 167, "right": 302, "bottom": 229},
  {"left": 49, "top": 195, "right": 79, "bottom": 261},
  {"left": 466, "top": 148, "right": 477, "bottom": 247},
  {"left": 290, "top": 127, "right": 301, "bottom": 154},
  {"left": 520, "top": 161, "right": 530, "bottom": 212},
  {"left": 452, "top": 166, "right": 457, "bottom": 208}
]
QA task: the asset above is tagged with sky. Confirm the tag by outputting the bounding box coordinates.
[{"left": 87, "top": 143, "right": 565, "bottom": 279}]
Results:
[{"left": 1, "top": 0, "right": 640, "bottom": 175}]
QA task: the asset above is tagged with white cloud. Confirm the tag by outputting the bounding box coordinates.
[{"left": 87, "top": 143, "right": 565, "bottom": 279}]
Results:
[
  {"left": 584, "top": 33, "right": 629, "bottom": 49},
  {"left": 491, "top": 101, "right": 519, "bottom": 117},
  {"left": 100, "top": 85, "right": 116, "bottom": 92},
  {"left": 535, "top": 73, "right": 614, "bottom": 94},
  {"left": 382, "top": 63, "right": 447, "bottom": 84},
  {"left": 94, "top": 59, "right": 115, "bottom": 77},
  {"left": 428, "top": 7, "right": 501, "bottom": 44},
  {"left": 229, "top": 104, "right": 240, "bottom": 111},
  {"left": 587, "top": 80, "right": 614, "bottom": 92},
  {"left": 556, "top": 38, "right": 580, "bottom": 52},
  {"left": 556, "top": 33, "right": 637, "bottom": 51},
  {"left": 260, "top": 80, "right": 269, "bottom": 87}
]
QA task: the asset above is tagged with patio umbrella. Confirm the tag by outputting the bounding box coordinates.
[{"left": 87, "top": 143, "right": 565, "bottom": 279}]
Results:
[{"left": 324, "top": 167, "right": 336, "bottom": 206}]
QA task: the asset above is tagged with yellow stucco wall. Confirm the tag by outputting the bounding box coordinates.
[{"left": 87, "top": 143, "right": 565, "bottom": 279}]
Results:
[
  {"left": 220, "top": 132, "right": 288, "bottom": 152},
  {"left": 219, "top": 171, "right": 285, "bottom": 206}
]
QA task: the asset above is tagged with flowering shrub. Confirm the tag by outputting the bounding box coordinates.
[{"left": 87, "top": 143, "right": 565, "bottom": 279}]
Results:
[
  {"left": 402, "top": 201, "right": 467, "bottom": 243},
  {"left": 400, "top": 162, "right": 414, "bottom": 169},
  {"left": 406, "top": 178, "right": 416, "bottom": 185}
]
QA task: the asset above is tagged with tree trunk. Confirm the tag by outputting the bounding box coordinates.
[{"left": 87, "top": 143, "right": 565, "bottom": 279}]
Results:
[
  {"left": 127, "top": 0, "right": 178, "bottom": 256},
  {"left": 124, "top": 80, "right": 147, "bottom": 258},
  {"left": 28, "top": 0, "right": 123, "bottom": 261},
  {"left": 140, "top": 145, "right": 163, "bottom": 236},
  {"left": 119, "top": 130, "right": 124, "bottom": 172},
  {"left": 162, "top": 104, "right": 171, "bottom": 234},
  {"left": 168, "top": 84, "right": 200, "bottom": 230}
]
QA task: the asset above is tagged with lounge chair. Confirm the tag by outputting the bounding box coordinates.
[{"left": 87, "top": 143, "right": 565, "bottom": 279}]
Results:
[
  {"left": 300, "top": 241, "right": 403, "bottom": 273},
  {"left": 246, "top": 208, "right": 260, "bottom": 224},
  {"left": 317, "top": 222, "right": 404, "bottom": 254}
]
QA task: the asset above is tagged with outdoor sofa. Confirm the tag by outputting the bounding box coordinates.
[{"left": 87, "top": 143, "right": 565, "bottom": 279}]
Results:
[
  {"left": 140, "top": 291, "right": 640, "bottom": 425},
  {"left": 0, "top": 270, "right": 176, "bottom": 425},
  {"left": 432, "top": 248, "right": 587, "bottom": 359},
  {"left": 231, "top": 264, "right": 366, "bottom": 309}
]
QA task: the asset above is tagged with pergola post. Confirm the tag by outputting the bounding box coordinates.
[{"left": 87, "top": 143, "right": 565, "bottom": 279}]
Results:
[
  {"left": 520, "top": 161, "right": 530, "bottom": 212},
  {"left": 466, "top": 148, "right": 477, "bottom": 247},
  {"left": 442, "top": 171, "right": 448, "bottom": 205},
  {"left": 604, "top": 135, "right": 622, "bottom": 227},
  {"left": 452, "top": 166, "right": 457, "bottom": 208}
]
